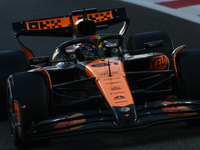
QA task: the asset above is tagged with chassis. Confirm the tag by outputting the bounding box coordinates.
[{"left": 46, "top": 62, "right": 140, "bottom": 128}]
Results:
[{"left": 1, "top": 8, "right": 200, "bottom": 148}]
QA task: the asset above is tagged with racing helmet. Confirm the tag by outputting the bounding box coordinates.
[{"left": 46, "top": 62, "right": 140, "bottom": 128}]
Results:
[{"left": 80, "top": 35, "right": 107, "bottom": 60}]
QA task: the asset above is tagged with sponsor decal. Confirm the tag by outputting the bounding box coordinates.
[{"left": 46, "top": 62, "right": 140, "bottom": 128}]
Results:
[
  {"left": 114, "top": 95, "right": 125, "bottom": 100},
  {"left": 119, "top": 107, "right": 130, "bottom": 112},
  {"left": 162, "top": 101, "right": 197, "bottom": 116},
  {"left": 148, "top": 55, "right": 168, "bottom": 71},
  {"left": 72, "top": 11, "right": 113, "bottom": 25},
  {"left": 26, "top": 17, "right": 71, "bottom": 30},
  {"left": 52, "top": 113, "right": 85, "bottom": 133},
  {"left": 88, "top": 11, "right": 113, "bottom": 23},
  {"left": 92, "top": 63, "right": 107, "bottom": 67},
  {"left": 109, "top": 86, "right": 123, "bottom": 90},
  {"left": 110, "top": 91, "right": 125, "bottom": 95},
  {"left": 26, "top": 11, "right": 113, "bottom": 31},
  {"left": 105, "top": 81, "right": 121, "bottom": 85},
  {"left": 111, "top": 48, "right": 118, "bottom": 54},
  {"left": 151, "top": 56, "right": 167, "bottom": 67},
  {"left": 69, "top": 53, "right": 76, "bottom": 59},
  {"left": 116, "top": 100, "right": 128, "bottom": 104},
  {"left": 100, "top": 71, "right": 119, "bottom": 76},
  {"left": 91, "top": 62, "right": 119, "bottom": 67},
  {"left": 103, "top": 77, "right": 120, "bottom": 81}
]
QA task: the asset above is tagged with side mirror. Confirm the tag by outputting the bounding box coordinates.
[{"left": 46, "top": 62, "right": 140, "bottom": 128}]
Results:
[{"left": 144, "top": 40, "right": 164, "bottom": 49}]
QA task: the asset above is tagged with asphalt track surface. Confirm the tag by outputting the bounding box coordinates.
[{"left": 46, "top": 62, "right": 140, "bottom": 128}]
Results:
[{"left": 1, "top": 0, "right": 200, "bottom": 150}]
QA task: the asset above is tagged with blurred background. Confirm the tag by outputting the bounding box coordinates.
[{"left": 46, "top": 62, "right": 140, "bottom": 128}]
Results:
[{"left": 1, "top": 0, "right": 200, "bottom": 150}]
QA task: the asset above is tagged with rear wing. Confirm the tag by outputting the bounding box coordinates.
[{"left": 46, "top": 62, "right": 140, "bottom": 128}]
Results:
[
  {"left": 12, "top": 8, "right": 129, "bottom": 37},
  {"left": 12, "top": 8, "right": 129, "bottom": 58}
]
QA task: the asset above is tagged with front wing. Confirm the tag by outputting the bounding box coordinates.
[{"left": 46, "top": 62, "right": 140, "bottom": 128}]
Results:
[{"left": 14, "top": 99, "right": 200, "bottom": 142}]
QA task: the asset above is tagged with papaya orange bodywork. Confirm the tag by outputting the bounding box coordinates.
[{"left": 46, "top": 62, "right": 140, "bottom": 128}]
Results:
[
  {"left": 14, "top": 102, "right": 21, "bottom": 132},
  {"left": 148, "top": 55, "right": 168, "bottom": 71},
  {"left": 52, "top": 113, "right": 86, "bottom": 133},
  {"left": 173, "top": 45, "right": 185, "bottom": 72},
  {"left": 162, "top": 101, "right": 197, "bottom": 116},
  {"left": 85, "top": 59, "right": 134, "bottom": 107},
  {"left": 26, "top": 17, "right": 71, "bottom": 30},
  {"left": 14, "top": 35, "right": 34, "bottom": 58},
  {"left": 26, "top": 11, "right": 113, "bottom": 31},
  {"left": 33, "top": 66, "right": 52, "bottom": 89}
]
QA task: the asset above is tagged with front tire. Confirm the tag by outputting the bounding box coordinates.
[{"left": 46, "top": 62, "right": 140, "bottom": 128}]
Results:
[{"left": 7, "top": 72, "right": 50, "bottom": 148}]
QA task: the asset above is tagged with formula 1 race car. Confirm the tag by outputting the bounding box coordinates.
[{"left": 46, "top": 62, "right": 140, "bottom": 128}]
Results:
[{"left": 2, "top": 8, "right": 200, "bottom": 148}]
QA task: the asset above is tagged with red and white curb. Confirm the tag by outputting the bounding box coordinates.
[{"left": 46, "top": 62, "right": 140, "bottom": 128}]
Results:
[{"left": 120, "top": 0, "right": 200, "bottom": 24}]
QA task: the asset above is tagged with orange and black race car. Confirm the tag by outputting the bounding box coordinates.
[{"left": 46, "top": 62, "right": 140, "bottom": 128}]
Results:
[{"left": 2, "top": 8, "right": 200, "bottom": 148}]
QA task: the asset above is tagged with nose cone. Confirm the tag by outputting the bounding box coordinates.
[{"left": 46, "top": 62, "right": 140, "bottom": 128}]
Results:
[
  {"left": 85, "top": 59, "right": 137, "bottom": 127},
  {"left": 112, "top": 104, "right": 137, "bottom": 127}
]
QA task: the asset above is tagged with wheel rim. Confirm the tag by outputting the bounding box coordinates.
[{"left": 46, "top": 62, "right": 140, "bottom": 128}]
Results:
[{"left": 7, "top": 89, "right": 16, "bottom": 141}]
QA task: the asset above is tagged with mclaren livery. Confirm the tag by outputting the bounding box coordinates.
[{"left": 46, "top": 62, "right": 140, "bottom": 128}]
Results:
[{"left": 1, "top": 8, "right": 200, "bottom": 148}]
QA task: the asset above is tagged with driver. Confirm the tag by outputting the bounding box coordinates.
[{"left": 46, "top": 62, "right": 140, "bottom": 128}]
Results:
[
  {"left": 64, "top": 20, "right": 107, "bottom": 62},
  {"left": 60, "top": 35, "right": 107, "bottom": 64},
  {"left": 78, "top": 35, "right": 107, "bottom": 61},
  {"left": 53, "top": 19, "right": 119, "bottom": 67},
  {"left": 64, "top": 34, "right": 121, "bottom": 63}
]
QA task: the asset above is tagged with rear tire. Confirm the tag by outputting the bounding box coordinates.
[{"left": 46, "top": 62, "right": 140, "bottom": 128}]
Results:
[
  {"left": 127, "top": 31, "right": 174, "bottom": 58},
  {"left": 0, "top": 50, "right": 28, "bottom": 120},
  {"left": 176, "top": 49, "right": 200, "bottom": 99},
  {"left": 7, "top": 72, "right": 50, "bottom": 148},
  {"left": 176, "top": 49, "right": 200, "bottom": 126}
]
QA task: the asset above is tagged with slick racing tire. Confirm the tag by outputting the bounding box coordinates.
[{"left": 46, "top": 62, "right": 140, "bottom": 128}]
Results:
[
  {"left": 127, "top": 31, "right": 174, "bottom": 58},
  {"left": 176, "top": 49, "right": 200, "bottom": 126},
  {"left": 7, "top": 72, "right": 50, "bottom": 149},
  {"left": 0, "top": 50, "right": 28, "bottom": 120}
]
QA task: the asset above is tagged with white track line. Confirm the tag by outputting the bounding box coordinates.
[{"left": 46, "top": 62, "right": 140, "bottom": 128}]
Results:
[{"left": 120, "top": 0, "right": 200, "bottom": 24}]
